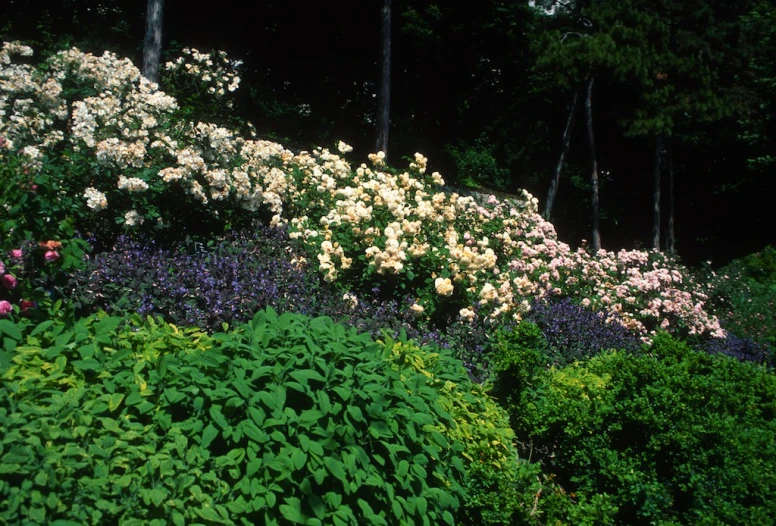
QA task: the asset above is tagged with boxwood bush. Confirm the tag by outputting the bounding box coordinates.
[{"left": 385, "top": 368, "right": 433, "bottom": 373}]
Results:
[
  {"left": 0, "top": 308, "right": 475, "bottom": 525},
  {"left": 489, "top": 329, "right": 776, "bottom": 524}
]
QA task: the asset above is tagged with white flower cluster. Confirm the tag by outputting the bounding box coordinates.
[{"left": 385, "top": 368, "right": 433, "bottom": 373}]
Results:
[
  {"left": 117, "top": 175, "right": 149, "bottom": 192},
  {"left": 83, "top": 187, "right": 108, "bottom": 211},
  {"left": 164, "top": 48, "right": 241, "bottom": 96},
  {"left": 124, "top": 210, "right": 143, "bottom": 227}
]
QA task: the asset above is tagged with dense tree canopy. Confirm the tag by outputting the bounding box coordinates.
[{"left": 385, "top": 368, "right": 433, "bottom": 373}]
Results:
[{"left": 1, "top": 0, "right": 773, "bottom": 266}]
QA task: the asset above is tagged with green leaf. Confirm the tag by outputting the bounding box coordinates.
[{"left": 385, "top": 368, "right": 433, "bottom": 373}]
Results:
[
  {"left": 0, "top": 320, "right": 22, "bottom": 341},
  {"left": 72, "top": 358, "right": 101, "bottom": 372},
  {"left": 201, "top": 423, "right": 219, "bottom": 449},
  {"left": 291, "top": 448, "right": 308, "bottom": 470},
  {"left": 280, "top": 497, "right": 305, "bottom": 524},
  {"left": 209, "top": 405, "right": 229, "bottom": 430},
  {"left": 323, "top": 457, "right": 347, "bottom": 485},
  {"left": 415, "top": 496, "right": 428, "bottom": 516},
  {"left": 308, "top": 493, "right": 325, "bottom": 520},
  {"left": 30, "top": 320, "right": 54, "bottom": 337},
  {"left": 108, "top": 393, "right": 124, "bottom": 411},
  {"left": 347, "top": 406, "right": 365, "bottom": 423}
]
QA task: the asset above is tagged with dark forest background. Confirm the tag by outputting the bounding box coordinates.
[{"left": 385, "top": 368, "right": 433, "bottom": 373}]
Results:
[{"left": 2, "top": 0, "right": 775, "bottom": 267}]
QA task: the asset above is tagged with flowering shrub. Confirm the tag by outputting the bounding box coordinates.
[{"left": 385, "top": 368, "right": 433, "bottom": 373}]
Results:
[{"left": 0, "top": 40, "right": 725, "bottom": 344}]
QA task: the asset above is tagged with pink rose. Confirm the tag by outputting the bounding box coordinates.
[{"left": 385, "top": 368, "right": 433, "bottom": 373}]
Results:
[
  {"left": 44, "top": 251, "right": 60, "bottom": 263},
  {"left": 11, "top": 249, "right": 22, "bottom": 260},
  {"left": 0, "top": 300, "right": 11, "bottom": 317},
  {"left": 20, "top": 299, "right": 36, "bottom": 313},
  {"left": 2, "top": 274, "right": 17, "bottom": 290},
  {"left": 0, "top": 261, "right": 4, "bottom": 274}
]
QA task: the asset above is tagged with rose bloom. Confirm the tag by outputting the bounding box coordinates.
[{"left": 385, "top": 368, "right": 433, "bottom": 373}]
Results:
[
  {"left": 39, "top": 240, "right": 62, "bottom": 251},
  {"left": 11, "top": 249, "right": 23, "bottom": 260},
  {"left": 434, "top": 277, "right": 454, "bottom": 296},
  {"left": 20, "top": 299, "right": 35, "bottom": 312},
  {"left": 44, "top": 251, "right": 61, "bottom": 263},
  {"left": 0, "top": 300, "right": 12, "bottom": 317},
  {"left": 2, "top": 274, "right": 17, "bottom": 290}
]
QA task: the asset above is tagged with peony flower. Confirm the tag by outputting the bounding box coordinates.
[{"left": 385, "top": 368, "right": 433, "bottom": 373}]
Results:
[
  {"left": 44, "top": 251, "right": 60, "bottom": 263},
  {"left": 0, "top": 300, "right": 12, "bottom": 317},
  {"left": 2, "top": 274, "right": 17, "bottom": 289}
]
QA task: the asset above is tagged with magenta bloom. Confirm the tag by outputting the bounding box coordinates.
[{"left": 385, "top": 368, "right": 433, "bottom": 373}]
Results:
[
  {"left": 0, "top": 300, "right": 11, "bottom": 317},
  {"left": 2, "top": 274, "right": 17, "bottom": 290},
  {"left": 11, "top": 249, "right": 22, "bottom": 260},
  {"left": 20, "top": 299, "right": 36, "bottom": 312},
  {"left": 0, "top": 261, "right": 4, "bottom": 274},
  {"left": 44, "top": 250, "right": 60, "bottom": 263}
]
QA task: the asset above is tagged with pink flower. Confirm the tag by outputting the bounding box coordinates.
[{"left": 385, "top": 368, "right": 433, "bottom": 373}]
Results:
[
  {"left": 0, "top": 261, "right": 4, "bottom": 274},
  {"left": 0, "top": 300, "right": 11, "bottom": 317},
  {"left": 20, "top": 299, "right": 35, "bottom": 313},
  {"left": 44, "top": 251, "right": 60, "bottom": 263},
  {"left": 2, "top": 274, "right": 17, "bottom": 290},
  {"left": 11, "top": 249, "right": 22, "bottom": 260}
]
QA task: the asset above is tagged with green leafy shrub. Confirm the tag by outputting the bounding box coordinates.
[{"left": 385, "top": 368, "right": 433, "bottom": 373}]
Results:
[
  {"left": 381, "top": 336, "right": 535, "bottom": 524},
  {"left": 0, "top": 308, "right": 468, "bottom": 525},
  {"left": 445, "top": 135, "right": 511, "bottom": 191},
  {"left": 491, "top": 331, "right": 776, "bottom": 524},
  {"left": 706, "top": 246, "right": 776, "bottom": 354}
]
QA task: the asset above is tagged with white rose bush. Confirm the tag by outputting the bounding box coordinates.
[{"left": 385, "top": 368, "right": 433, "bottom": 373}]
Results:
[{"left": 0, "top": 41, "right": 726, "bottom": 343}]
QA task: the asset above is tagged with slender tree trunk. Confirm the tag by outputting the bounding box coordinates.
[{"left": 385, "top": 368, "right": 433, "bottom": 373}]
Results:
[
  {"left": 543, "top": 83, "right": 581, "bottom": 221},
  {"left": 584, "top": 73, "right": 601, "bottom": 252},
  {"left": 142, "top": 0, "right": 164, "bottom": 84},
  {"left": 666, "top": 137, "right": 675, "bottom": 253},
  {"left": 652, "top": 134, "right": 663, "bottom": 251},
  {"left": 376, "top": 0, "right": 391, "bottom": 158}
]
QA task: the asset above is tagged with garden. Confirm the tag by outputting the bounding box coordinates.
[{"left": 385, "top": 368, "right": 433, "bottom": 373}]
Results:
[{"left": 1, "top": 42, "right": 775, "bottom": 525}]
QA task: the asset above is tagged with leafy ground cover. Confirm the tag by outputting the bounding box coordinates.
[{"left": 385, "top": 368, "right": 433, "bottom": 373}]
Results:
[{"left": 1, "top": 41, "right": 775, "bottom": 524}]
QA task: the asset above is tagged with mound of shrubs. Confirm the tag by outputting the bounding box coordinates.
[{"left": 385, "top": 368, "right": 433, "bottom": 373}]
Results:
[
  {"left": 704, "top": 245, "right": 776, "bottom": 362},
  {"left": 0, "top": 307, "right": 530, "bottom": 525},
  {"left": 488, "top": 325, "right": 776, "bottom": 524}
]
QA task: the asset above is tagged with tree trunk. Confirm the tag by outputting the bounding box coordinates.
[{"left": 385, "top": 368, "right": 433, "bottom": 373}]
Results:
[
  {"left": 584, "top": 73, "right": 601, "bottom": 252},
  {"left": 666, "top": 137, "right": 675, "bottom": 253},
  {"left": 543, "top": 83, "right": 581, "bottom": 221},
  {"left": 142, "top": 0, "right": 164, "bottom": 84},
  {"left": 652, "top": 134, "right": 663, "bottom": 251},
  {"left": 376, "top": 0, "right": 391, "bottom": 158}
]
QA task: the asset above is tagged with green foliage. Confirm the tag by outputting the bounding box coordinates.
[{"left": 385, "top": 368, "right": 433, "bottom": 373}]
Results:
[
  {"left": 488, "top": 321, "right": 549, "bottom": 415},
  {"left": 381, "top": 336, "right": 534, "bottom": 524},
  {"left": 491, "top": 331, "right": 776, "bottom": 524},
  {"left": 445, "top": 135, "right": 511, "bottom": 191},
  {"left": 706, "top": 246, "right": 776, "bottom": 350},
  {"left": 0, "top": 308, "right": 468, "bottom": 524}
]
